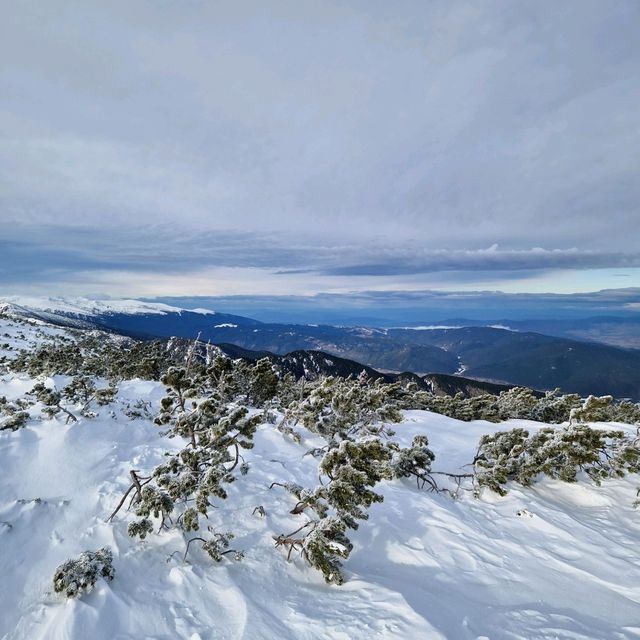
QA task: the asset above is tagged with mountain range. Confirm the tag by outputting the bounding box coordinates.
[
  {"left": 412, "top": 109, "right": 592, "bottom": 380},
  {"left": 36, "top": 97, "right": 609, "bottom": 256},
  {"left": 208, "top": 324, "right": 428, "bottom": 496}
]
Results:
[{"left": 3, "top": 296, "right": 640, "bottom": 400}]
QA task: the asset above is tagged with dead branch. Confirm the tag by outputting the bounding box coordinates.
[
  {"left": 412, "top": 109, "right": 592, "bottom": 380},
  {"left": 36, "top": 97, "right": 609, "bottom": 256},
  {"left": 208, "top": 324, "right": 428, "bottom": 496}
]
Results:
[{"left": 106, "top": 470, "right": 151, "bottom": 522}]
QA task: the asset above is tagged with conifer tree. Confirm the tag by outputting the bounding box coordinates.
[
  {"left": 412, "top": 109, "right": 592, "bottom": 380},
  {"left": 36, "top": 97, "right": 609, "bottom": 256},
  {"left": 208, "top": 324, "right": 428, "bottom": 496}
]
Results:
[
  {"left": 111, "top": 364, "right": 260, "bottom": 563},
  {"left": 247, "top": 357, "right": 279, "bottom": 407},
  {"left": 274, "top": 439, "right": 394, "bottom": 584}
]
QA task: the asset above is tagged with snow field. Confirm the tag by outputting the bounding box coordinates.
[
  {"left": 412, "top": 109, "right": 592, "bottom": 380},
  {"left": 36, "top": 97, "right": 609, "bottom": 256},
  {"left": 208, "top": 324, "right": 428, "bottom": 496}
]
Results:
[{"left": 1, "top": 314, "right": 639, "bottom": 639}]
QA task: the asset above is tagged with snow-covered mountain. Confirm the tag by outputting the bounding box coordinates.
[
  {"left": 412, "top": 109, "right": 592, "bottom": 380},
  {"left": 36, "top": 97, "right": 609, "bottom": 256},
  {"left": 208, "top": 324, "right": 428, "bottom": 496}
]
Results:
[
  {"left": 0, "top": 296, "right": 261, "bottom": 339},
  {"left": 1, "top": 296, "right": 199, "bottom": 316},
  {"left": 4, "top": 296, "right": 640, "bottom": 400},
  {"left": 1, "top": 311, "right": 639, "bottom": 639}
]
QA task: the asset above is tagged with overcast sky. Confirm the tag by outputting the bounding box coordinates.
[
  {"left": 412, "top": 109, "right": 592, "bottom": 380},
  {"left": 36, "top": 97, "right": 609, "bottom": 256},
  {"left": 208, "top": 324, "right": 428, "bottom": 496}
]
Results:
[{"left": 1, "top": 0, "right": 639, "bottom": 298}]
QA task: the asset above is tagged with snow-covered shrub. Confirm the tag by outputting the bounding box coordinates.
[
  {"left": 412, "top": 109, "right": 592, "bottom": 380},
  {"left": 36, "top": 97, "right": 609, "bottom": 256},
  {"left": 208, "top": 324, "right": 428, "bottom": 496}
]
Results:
[
  {"left": 122, "top": 398, "right": 153, "bottom": 420},
  {"left": 29, "top": 382, "right": 77, "bottom": 422},
  {"left": 390, "top": 435, "right": 436, "bottom": 488},
  {"left": 529, "top": 389, "right": 582, "bottom": 423},
  {"left": 63, "top": 375, "right": 96, "bottom": 404},
  {"left": 274, "top": 438, "right": 400, "bottom": 584},
  {"left": 127, "top": 518, "right": 154, "bottom": 539},
  {"left": 474, "top": 424, "right": 640, "bottom": 496},
  {"left": 206, "top": 356, "right": 247, "bottom": 403},
  {"left": 204, "top": 356, "right": 283, "bottom": 408},
  {"left": 11, "top": 334, "right": 172, "bottom": 382},
  {"left": 295, "top": 517, "right": 352, "bottom": 585},
  {"left": 197, "top": 532, "right": 244, "bottom": 562},
  {"left": 0, "top": 395, "right": 32, "bottom": 431},
  {"left": 113, "top": 366, "right": 259, "bottom": 563},
  {"left": 273, "top": 372, "right": 302, "bottom": 412},
  {"left": 495, "top": 387, "right": 540, "bottom": 420},
  {"left": 247, "top": 357, "right": 279, "bottom": 407},
  {"left": 609, "top": 401, "right": 640, "bottom": 425},
  {"left": 273, "top": 377, "right": 443, "bottom": 584},
  {"left": 0, "top": 409, "right": 29, "bottom": 431},
  {"left": 61, "top": 375, "right": 118, "bottom": 417},
  {"left": 154, "top": 366, "right": 202, "bottom": 427},
  {"left": 401, "top": 390, "right": 502, "bottom": 422},
  {"left": 12, "top": 342, "right": 84, "bottom": 377},
  {"left": 570, "top": 394, "right": 614, "bottom": 424},
  {"left": 318, "top": 439, "right": 393, "bottom": 528},
  {"left": 283, "top": 374, "right": 402, "bottom": 444},
  {"left": 52, "top": 547, "right": 115, "bottom": 598},
  {"left": 401, "top": 386, "right": 640, "bottom": 426}
]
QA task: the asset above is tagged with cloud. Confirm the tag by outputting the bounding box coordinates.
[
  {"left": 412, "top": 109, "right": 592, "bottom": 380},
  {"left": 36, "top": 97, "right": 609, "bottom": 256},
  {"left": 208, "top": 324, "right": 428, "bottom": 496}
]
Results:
[
  {"left": 1, "top": 1, "right": 639, "bottom": 295},
  {"left": 318, "top": 247, "right": 640, "bottom": 276},
  {"left": 1, "top": 219, "right": 639, "bottom": 289}
]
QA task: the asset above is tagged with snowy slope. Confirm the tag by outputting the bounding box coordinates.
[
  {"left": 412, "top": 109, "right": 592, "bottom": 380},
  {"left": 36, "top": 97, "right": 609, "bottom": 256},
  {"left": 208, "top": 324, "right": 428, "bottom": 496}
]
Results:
[
  {"left": 0, "top": 296, "right": 213, "bottom": 316},
  {"left": 1, "top": 316, "right": 640, "bottom": 639}
]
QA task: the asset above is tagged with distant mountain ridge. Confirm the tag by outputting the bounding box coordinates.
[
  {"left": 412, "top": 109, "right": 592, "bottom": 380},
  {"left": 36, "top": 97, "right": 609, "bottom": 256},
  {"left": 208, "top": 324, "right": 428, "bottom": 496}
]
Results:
[
  {"left": 161, "top": 337, "right": 522, "bottom": 398},
  {"left": 3, "top": 297, "right": 640, "bottom": 400}
]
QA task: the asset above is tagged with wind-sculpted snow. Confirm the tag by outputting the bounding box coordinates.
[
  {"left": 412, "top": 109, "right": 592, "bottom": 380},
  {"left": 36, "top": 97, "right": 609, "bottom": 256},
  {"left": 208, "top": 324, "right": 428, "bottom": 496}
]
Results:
[
  {"left": 1, "top": 316, "right": 640, "bottom": 639},
  {"left": 0, "top": 394, "right": 638, "bottom": 636}
]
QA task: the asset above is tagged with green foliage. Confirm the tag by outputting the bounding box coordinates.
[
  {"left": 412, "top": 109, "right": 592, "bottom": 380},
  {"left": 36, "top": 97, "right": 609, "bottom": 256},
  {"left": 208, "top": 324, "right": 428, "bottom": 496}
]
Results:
[
  {"left": 206, "top": 356, "right": 247, "bottom": 403},
  {"left": 128, "top": 518, "right": 154, "bottom": 539},
  {"left": 120, "top": 366, "right": 259, "bottom": 563},
  {"left": 135, "top": 486, "right": 175, "bottom": 520},
  {"left": 401, "top": 386, "right": 640, "bottom": 426},
  {"left": 0, "top": 395, "right": 32, "bottom": 431},
  {"left": 275, "top": 438, "right": 400, "bottom": 584},
  {"left": 52, "top": 547, "right": 115, "bottom": 598},
  {"left": 0, "top": 409, "right": 30, "bottom": 431},
  {"left": 63, "top": 376, "right": 96, "bottom": 404},
  {"left": 570, "top": 394, "right": 620, "bottom": 424},
  {"left": 318, "top": 439, "right": 393, "bottom": 528},
  {"left": 530, "top": 389, "right": 582, "bottom": 423},
  {"left": 12, "top": 342, "right": 84, "bottom": 377},
  {"left": 301, "top": 518, "right": 352, "bottom": 585},
  {"left": 30, "top": 382, "right": 61, "bottom": 407},
  {"left": 274, "top": 372, "right": 302, "bottom": 411},
  {"left": 284, "top": 375, "right": 402, "bottom": 443},
  {"left": 154, "top": 366, "right": 202, "bottom": 427},
  {"left": 273, "top": 374, "right": 442, "bottom": 584},
  {"left": 201, "top": 532, "right": 244, "bottom": 562},
  {"left": 474, "top": 424, "right": 640, "bottom": 495},
  {"left": 11, "top": 335, "right": 171, "bottom": 381},
  {"left": 62, "top": 375, "right": 118, "bottom": 416},
  {"left": 29, "top": 382, "right": 67, "bottom": 420},
  {"left": 121, "top": 398, "right": 153, "bottom": 420},
  {"left": 247, "top": 357, "right": 279, "bottom": 406},
  {"left": 390, "top": 435, "right": 436, "bottom": 485},
  {"left": 95, "top": 385, "right": 118, "bottom": 406}
]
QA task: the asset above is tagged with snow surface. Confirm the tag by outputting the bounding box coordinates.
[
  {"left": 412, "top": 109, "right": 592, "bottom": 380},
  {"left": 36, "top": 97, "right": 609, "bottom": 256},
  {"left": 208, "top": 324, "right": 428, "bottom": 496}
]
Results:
[
  {"left": 396, "top": 325, "right": 518, "bottom": 332},
  {"left": 1, "top": 315, "right": 640, "bottom": 639},
  {"left": 396, "top": 326, "right": 464, "bottom": 330},
  {"left": 0, "top": 297, "right": 214, "bottom": 317}
]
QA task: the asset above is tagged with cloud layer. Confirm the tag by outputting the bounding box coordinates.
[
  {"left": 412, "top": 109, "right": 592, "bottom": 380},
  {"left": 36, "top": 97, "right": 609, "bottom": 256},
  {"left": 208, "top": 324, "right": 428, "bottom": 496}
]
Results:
[{"left": 1, "top": 1, "right": 639, "bottom": 295}]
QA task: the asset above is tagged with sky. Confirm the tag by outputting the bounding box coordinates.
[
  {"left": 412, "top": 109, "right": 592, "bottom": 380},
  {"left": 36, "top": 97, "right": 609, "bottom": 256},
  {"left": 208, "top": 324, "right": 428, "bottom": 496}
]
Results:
[{"left": 1, "top": 0, "right": 639, "bottom": 306}]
